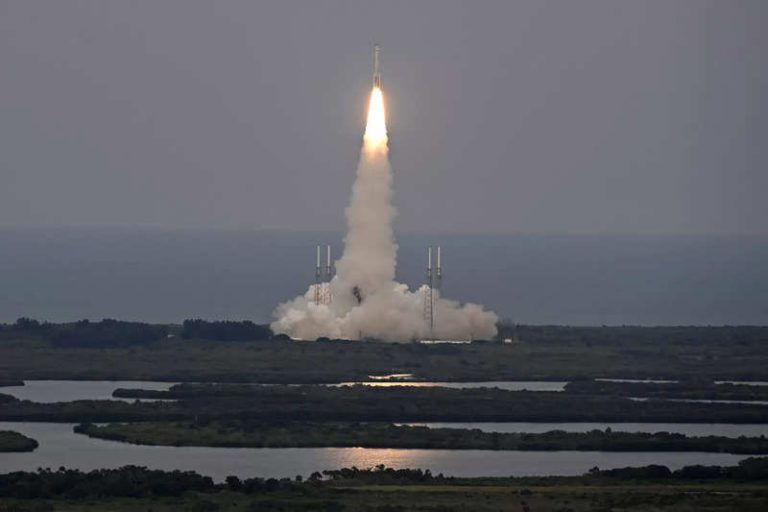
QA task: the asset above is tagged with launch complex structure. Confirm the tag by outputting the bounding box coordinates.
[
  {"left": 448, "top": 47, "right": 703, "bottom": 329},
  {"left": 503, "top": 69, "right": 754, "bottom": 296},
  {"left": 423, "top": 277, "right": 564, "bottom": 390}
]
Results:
[
  {"left": 311, "top": 245, "right": 443, "bottom": 338},
  {"left": 271, "top": 44, "right": 496, "bottom": 343},
  {"left": 304, "top": 46, "right": 451, "bottom": 341}
]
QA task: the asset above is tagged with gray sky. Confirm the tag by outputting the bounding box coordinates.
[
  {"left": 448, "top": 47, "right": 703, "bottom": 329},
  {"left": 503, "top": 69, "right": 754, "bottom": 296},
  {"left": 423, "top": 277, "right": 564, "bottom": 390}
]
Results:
[{"left": 1, "top": 0, "right": 766, "bottom": 235}]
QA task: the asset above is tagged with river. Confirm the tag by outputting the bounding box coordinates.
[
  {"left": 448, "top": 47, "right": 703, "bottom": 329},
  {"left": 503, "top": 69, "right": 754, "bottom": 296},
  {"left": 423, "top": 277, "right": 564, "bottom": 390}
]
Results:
[{"left": 0, "top": 422, "right": 753, "bottom": 481}]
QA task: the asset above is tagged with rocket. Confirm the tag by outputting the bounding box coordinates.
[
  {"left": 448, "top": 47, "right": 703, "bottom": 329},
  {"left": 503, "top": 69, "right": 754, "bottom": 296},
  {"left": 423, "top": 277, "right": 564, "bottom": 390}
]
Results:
[{"left": 373, "top": 44, "right": 381, "bottom": 89}]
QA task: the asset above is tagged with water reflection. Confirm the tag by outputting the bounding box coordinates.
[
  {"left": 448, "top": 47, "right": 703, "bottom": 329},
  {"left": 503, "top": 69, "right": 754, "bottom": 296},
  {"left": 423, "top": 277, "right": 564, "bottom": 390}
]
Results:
[
  {"left": 0, "top": 423, "right": 751, "bottom": 481},
  {"left": 334, "top": 381, "right": 567, "bottom": 391}
]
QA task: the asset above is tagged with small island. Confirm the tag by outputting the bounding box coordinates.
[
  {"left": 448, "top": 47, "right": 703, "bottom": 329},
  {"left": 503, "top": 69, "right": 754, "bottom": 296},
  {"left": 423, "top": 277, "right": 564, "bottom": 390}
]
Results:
[{"left": 0, "top": 430, "right": 38, "bottom": 452}]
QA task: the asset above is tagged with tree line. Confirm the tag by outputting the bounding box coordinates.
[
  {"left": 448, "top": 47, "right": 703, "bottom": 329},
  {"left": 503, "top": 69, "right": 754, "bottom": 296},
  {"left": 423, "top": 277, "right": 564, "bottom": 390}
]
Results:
[
  {"left": 2, "top": 459, "right": 766, "bottom": 500},
  {"left": 0, "top": 318, "right": 284, "bottom": 346},
  {"left": 74, "top": 420, "right": 768, "bottom": 454}
]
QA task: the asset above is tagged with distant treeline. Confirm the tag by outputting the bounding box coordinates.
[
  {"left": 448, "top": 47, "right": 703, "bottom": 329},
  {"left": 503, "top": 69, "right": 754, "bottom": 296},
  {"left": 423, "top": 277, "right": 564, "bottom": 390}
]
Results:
[
  {"left": 0, "top": 318, "right": 169, "bottom": 347},
  {"left": 1, "top": 459, "right": 767, "bottom": 500},
  {"left": 0, "top": 465, "right": 309, "bottom": 500},
  {"left": 589, "top": 456, "right": 768, "bottom": 481},
  {"left": 180, "top": 319, "right": 275, "bottom": 341},
  {"left": 0, "top": 318, "right": 283, "bottom": 346},
  {"left": 325, "top": 458, "right": 768, "bottom": 483},
  {"left": 498, "top": 324, "right": 768, "bottom": 345},
  {"left": 4, "top": 319, "right": 768, "bottom": 347}
]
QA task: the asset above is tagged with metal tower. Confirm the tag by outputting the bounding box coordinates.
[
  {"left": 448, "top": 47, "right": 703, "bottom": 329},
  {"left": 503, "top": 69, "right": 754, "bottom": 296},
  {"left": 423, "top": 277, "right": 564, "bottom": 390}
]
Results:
[
  {"left": 423, "top": 247, "right": 434, "bottom": 337},
  {"left": 314, "top": 245, "right": 321, "bottom": 306},
  {"left": 323, "top": 245, "right": 333, "bottom": 305}
]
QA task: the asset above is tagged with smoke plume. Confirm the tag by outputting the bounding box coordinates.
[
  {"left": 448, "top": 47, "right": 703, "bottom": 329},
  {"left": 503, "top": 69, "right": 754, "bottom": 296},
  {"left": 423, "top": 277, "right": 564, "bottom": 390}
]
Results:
[{"left": 271, "top": 87, "right": 497, "bottom": 342}]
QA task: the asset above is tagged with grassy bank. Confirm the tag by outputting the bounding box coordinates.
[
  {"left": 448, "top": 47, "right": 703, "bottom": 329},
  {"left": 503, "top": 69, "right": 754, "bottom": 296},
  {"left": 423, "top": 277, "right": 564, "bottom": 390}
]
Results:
[{"left": 74, "top": 421, "right": 768, "bottom": 453}]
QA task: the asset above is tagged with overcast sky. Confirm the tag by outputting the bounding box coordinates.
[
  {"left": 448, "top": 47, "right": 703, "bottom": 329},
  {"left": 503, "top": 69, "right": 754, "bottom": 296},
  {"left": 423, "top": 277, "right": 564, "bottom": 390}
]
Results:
[{"left": 1, "top": 0, "right": 766, "bottom": 235}]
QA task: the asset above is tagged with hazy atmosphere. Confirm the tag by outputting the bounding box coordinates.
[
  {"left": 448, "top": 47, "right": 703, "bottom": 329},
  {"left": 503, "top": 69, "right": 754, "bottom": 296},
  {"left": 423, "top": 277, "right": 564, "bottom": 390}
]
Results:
[
  {"left": 2, "top": 3, "right": 768, "bottom": 508},
  {"left": 2, "top": 0, "right": 766, "bottom": 235}
]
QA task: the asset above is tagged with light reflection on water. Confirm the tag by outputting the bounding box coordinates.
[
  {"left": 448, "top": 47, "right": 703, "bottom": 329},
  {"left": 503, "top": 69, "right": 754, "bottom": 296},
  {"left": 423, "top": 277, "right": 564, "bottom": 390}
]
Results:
[
  {"left": 0, "top": 423, "right": 752, "bottom": 481},
  {"left": 333, "top": 381, "right": 568, "bottom": 391}
]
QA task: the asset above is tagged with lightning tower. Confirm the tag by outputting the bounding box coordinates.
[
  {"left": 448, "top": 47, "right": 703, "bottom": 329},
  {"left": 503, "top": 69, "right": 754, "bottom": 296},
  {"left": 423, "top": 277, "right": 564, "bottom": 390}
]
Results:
[
  {"left": 423, "top": 247, "right": 434, "bottom": 337},
  {"left": 314, "top": 245, "right": 321, "bottom": 306}
]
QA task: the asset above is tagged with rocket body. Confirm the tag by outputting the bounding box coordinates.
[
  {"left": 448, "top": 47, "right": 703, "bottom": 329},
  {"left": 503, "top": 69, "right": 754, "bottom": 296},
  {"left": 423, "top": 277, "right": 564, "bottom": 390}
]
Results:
[{"left": 373, "top": 44, "right": 381, "bottom": 89}]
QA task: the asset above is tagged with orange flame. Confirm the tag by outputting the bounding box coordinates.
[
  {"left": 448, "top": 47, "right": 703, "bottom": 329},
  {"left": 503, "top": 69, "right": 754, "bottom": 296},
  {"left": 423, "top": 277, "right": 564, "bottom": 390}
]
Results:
[{"left": 363, "top": 87, "right": 388, "bottom": 150}]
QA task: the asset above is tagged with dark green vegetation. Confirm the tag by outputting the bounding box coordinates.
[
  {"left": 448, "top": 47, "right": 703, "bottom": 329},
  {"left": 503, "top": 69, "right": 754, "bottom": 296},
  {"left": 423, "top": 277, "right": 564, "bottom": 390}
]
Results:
[
  {"left": 181, "top": 319, "right": 274, "bottom": 342},
  {"left": 3, "top": 384, "right": 768, "bottom": 423},
  {"left": 4, "top": 384, "right": 768, "bottom": 423},
  {"left": 0, "top": 318, "right": 277, "bottom": 347},
  {"left": 1, "top": 461, "right": 767, "bottom": 511},
  {"left": 111, "top": 383, "right": 768, "bottom": 423},
  {"left": 567, "top": 379, "right": 768, "bottom": 401},
  {"left": 74, "top": 421, "right": 768, "bottom": 454},
  {"left": 0, "top": 318, "right": 169, "bottom": 348},
  {"left": 0, "top": 430, "right": 38, "bottom": 452},
  {"left": 1, "top": 321, "right": 767, "bottom": 381},
  {"left": 0, "top": 318, "right": 278, "bottom": 350}
]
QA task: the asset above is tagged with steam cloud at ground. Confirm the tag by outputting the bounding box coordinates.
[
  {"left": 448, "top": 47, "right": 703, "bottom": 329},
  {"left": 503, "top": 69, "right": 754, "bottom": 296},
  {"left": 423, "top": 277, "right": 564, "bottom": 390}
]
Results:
[{"left": 271, "top": 88, "right": 498, "bottom": 342}]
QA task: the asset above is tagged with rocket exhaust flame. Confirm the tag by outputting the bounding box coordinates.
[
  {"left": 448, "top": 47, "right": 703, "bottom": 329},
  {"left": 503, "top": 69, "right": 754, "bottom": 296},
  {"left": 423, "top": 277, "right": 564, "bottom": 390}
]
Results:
[
  {"left": 364, "top": 87, "right": 387, "bottom": 150},
  {"left": 271, "top": 46, "right": 498, "bottom": 342}
]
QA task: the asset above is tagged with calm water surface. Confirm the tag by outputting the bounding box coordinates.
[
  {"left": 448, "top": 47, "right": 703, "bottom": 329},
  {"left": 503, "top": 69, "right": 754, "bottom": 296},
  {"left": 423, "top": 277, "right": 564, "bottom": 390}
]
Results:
[
  {"left": 7, "top": 380, "right": 768, "bottom": 401},
  {"left": 0, "top": 423, "right": 752, "bottom": 481},
  {"left": 1, "top": 381, "right": 176, "bottom": 403}
]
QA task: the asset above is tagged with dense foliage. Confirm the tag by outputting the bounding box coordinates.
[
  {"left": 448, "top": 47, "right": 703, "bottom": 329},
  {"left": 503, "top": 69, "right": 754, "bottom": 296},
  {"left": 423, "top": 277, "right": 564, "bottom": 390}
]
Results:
[
  {"left": 566, "top": 378, "right": 768, "bottom": 401},
  {"left": 2, "top": 323, "right": 768, "bottom": 381},
  {"left": 74, "top": 421, "right": 768, "bottom": 454},
  {"left": 0, "top": 466, "right": 214, "bottom": 499},
  {"left": 590, "top": 456, "right": 768, "bottom": 481},
  {"left": 0, "top": 318, "right": 168, "bottom": 347},
  {"left": 1, "top": 459, "right": 766, "bottom": 500},
  {"left": 0, "top": 393, "right": 17, "bottom": 405},
  {"left": 107, "top": 383, "right": 768, "bottom": 423},
  {"left": 498, "top": 324, "right": 768, "bottom": 346},
  {"left": 49, "top": 319, "right": 169, "bottom": 347},
  {"left": 0, "top": 430, "right": 38, "bottom": 452},
  {"left": 5, "top": 383, "right": 768, "bottom": 423},
  {"left": 181, "top": 319, "right": 273, "bottom": 341}
]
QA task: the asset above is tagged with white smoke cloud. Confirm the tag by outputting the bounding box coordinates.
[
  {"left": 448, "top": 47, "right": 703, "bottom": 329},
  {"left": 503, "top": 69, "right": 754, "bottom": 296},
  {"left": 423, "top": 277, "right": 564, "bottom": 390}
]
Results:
[{"left": 270, "top": 88, "right": 498, "bottom": 342}]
